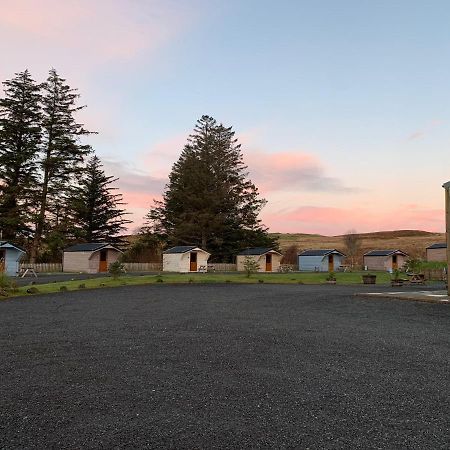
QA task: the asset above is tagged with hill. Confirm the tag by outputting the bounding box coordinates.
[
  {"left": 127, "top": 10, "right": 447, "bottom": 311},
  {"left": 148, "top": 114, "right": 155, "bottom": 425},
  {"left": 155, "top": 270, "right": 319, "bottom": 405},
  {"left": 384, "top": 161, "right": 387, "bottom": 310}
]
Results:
[{"left": 271, "top": 230, "right": 445, "bottom": 262}]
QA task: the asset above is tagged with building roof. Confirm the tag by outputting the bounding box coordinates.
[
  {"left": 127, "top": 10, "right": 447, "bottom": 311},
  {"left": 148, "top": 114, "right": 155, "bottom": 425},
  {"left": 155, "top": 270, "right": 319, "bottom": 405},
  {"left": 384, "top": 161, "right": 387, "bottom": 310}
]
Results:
[
  {"left": 163, "top": 246, "right": 199, "bottom": 254},
  {"left": 237, "top": 247, "right": 281, "bottom": 256},
  {"left": 427, "top": 243, "right": 447, "bottom": 249},
  {"left": 364, "top": 249, "right": 408, "bottom": 257},
  {"left": 0, "top": 241, "right": 25, "bottom": 253},
  {"left": 64, "top": 243, "right": 121, "bottom": 253},
  {"left": 298, "top": 249, "right": 345, "bottom": 257}
]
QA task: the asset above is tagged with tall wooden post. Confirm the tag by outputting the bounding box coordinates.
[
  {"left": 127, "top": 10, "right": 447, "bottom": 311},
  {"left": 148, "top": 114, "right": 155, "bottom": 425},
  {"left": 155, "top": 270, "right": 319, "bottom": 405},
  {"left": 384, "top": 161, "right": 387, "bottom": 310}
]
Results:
[{"left": 443, "top": 181, "right": 450, "bottom": 295}]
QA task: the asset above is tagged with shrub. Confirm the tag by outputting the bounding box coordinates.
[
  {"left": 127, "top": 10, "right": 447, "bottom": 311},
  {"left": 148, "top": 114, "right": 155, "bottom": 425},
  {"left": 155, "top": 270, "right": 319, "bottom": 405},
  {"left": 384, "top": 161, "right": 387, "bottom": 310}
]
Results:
[
  {"left": 326, "top": 271, "right": 336, "bottom": 281},
  {"left": 9, "top": 280, "right": 18, "bottom": 294},
  {"left": 156, "top": 276, "right": 163, "bottom": 283},
  {"left": 404, "top": 258, "right": 423, "bottom": 274},
  {"left": 281, "top": 244, "right": 299, "bottom": 266},
  {"left": 243, "top": 256, "right": 260, "bottom": 278},
  {"left": 258, "top": 279, "right": 264, "bottom": 283},
  {"left": 78, "top": 283, "right": 86, "bottom": 289},
  {"left": 59, "top": 286, "right": 68, "bottom": 292},
  {"left": 109, "top": 261, "right": 125, "bottom": 280},
  {"left": 0, "top": 274, "right": 11, "bottom": 290}
]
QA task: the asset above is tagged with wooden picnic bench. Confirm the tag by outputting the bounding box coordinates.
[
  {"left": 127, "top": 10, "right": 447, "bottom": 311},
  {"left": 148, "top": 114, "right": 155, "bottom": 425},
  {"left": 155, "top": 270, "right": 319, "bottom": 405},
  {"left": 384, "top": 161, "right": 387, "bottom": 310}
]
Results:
[
  {"left": 19, "top": 266, "right": 38, "bottom": 278},
  {"left": 408, "top": 273, "right": 425, "bottom": 285}
]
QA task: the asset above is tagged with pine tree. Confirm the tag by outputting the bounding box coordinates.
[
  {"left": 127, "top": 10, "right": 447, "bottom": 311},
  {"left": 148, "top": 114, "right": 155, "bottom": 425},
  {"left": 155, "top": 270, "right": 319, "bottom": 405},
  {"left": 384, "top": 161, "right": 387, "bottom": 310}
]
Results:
[
  {"left": 68, "top": 155, "right": 130, "bottom": 243},
  {"left": 146, "top": 115, "right": 276, "bottom": 261},
  {"left": 0, "top": 70, "right": 41, "bottom": 241},
  {"left": 30, "top": 69, "right": 93, "bottom": 261}
]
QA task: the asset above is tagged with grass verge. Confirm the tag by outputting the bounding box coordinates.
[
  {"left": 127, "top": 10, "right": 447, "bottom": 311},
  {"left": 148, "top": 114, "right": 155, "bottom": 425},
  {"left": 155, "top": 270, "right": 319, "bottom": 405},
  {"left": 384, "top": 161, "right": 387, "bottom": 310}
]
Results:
[{"left": 0, "top": 271, "right": 409, "bottom": 299}]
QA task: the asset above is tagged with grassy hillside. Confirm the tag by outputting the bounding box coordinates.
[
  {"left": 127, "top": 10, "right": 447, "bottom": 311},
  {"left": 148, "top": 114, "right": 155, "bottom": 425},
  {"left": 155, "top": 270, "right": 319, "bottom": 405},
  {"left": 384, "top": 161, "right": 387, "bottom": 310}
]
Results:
[
  {"left": 123, "top": 229, "right": 445, "bottom": 264},
  {"left": 271, "top": 230, "right": 445, "bottom": 262}
]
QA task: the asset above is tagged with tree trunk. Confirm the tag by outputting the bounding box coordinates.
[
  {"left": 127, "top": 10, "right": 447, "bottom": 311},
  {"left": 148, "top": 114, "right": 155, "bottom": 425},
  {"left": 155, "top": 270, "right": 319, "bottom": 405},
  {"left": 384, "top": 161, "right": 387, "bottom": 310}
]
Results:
[{"left": 30, "top": 143, "right": 52, "bottom": 263}]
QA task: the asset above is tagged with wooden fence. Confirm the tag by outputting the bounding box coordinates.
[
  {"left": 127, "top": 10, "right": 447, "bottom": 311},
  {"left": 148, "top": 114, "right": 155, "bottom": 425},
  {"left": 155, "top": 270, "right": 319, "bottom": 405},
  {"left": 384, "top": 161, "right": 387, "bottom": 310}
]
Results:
[
  {"left": 19, "top": 263, "right": 62, "bottom": 273},
  {"left": 18, "top": 262, "right": 241, "bottom": 273},
  {"left": 422, "top": 268, "right": 447, "bottom": 281},
  {"left": 207, "top": 263, "right": 237, "bottom": 272},
  {"left": 123, "top": 262, "right": 162, "bottom": 272}
]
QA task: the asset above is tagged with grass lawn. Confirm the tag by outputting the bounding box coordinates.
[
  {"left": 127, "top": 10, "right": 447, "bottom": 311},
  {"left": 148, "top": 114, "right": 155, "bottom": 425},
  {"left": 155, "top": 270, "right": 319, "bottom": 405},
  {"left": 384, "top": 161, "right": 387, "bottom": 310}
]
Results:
[{"left": 1, "top": 271, "right": 399, "bottom": 298}]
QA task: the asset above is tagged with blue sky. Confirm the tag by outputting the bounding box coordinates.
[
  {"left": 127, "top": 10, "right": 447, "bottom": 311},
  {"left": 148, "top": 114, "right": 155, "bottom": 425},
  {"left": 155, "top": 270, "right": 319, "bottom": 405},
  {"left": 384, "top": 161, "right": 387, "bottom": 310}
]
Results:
[{"left": 1, "top": 0, "right": 449, "bottom": 233}]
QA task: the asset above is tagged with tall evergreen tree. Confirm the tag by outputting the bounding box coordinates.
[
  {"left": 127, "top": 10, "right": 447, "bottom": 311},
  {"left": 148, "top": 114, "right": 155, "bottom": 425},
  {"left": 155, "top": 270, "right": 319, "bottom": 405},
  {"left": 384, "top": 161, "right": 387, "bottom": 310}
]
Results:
[
  {"left": 0, "top": 70, "right": 41, "bottom": 241},
  {"left": 68, "top": 155, "right": 130, "bottom": 243},
  {"left": 146, "top": 115, "right": 276, "bottom": 261},
  {"left": 30, "top": 69, "right": 93, "bottom": 260}
]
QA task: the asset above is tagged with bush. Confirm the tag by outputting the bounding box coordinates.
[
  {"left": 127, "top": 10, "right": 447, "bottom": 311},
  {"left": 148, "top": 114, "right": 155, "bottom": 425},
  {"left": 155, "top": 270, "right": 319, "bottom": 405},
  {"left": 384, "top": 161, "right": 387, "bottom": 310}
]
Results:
[
  {"left": 326, "top": 271, "right": 336, "bottom": 281},
  {"left": 59, "top": 286, "right": 68, "bottom": 292},
  {"left": 243, "top": 256, "right": 260, "bottom": 278},
  {"left": 0, "top": 274, "right": 11, "bottom": 290},
  {"left": 281, "top": 244, "right": 299, "bottom": 266},
  {"left": 9, "top": 280, "right": 18, "bottom": 294},
  {"left": 109, "top": 261, "right": 125, "bottom": 280},
  {"left": 404, "top": 258, "right": 424, "bottom": 274}
]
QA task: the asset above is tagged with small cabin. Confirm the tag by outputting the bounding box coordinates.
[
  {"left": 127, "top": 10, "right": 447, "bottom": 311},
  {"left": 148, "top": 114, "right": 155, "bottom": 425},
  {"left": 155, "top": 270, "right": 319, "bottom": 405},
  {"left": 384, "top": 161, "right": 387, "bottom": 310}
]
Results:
[
  {"left": 162, "top": 246, "right": 210, "bottom": 272},
  {"left": 0, "top": 241, "right": 25, "bottom": 276},
  {"left": 298, "top": 249, "right": 346, "bottom": 272},
  {"left": 426, "top": 243, "right": 447, "bottom": 262},
  {"left": 236, "top": 248, "right": 282, "bottom": 272},
  {"left": 363, "top": 249, "right": 408, "bottom": 272},
  {"left": 63, "top": 243, "right": 122, "bottom": 273}
]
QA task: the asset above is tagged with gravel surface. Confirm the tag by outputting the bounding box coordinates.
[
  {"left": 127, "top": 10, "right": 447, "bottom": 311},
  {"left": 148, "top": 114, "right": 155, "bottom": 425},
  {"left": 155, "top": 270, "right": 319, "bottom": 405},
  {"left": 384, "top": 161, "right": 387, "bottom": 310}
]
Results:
[{"left": 1, "top": 284, "right": 449, "bottom": 449}]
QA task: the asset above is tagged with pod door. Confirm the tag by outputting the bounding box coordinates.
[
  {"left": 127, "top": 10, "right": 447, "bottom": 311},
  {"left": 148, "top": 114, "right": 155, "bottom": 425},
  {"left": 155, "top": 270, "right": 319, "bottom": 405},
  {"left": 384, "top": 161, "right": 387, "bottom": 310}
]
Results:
[
  {"left": 328, "top": 254, "right": 334, "bottom": 272},
  {"left": 99, "top": 249, "right": 108, "bottom": 272},
  {"left": 392, "top": 254, "right": 398, "bottom": 270},
  {"left": 265, "top": 254, "right": 272, "bottom": 272},
  {"left": 190, "top": 252, "right": 197, "bottom": 272}
]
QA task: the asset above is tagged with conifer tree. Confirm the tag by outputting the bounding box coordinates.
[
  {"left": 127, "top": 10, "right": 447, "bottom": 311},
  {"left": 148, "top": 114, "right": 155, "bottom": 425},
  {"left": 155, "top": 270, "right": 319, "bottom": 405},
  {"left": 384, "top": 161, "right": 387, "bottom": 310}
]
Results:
[
  {"left": 30, "top": 69, "right": 93, "bottom": 260},
  {"left": 0, "top": 70, "right": 41, "bottom": 240},
  {"left": 68, "top": 155, "right": 130, "bottom": 243},
  {"left": 146, "top": 115, "right": 276, "bottom": 261}
]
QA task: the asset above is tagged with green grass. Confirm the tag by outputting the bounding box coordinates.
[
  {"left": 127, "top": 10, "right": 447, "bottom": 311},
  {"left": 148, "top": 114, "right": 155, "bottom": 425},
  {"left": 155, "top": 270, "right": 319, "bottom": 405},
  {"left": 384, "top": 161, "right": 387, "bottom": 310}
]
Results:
[{"left": 0, "top": 271, "right": 402, "bottom": 299}]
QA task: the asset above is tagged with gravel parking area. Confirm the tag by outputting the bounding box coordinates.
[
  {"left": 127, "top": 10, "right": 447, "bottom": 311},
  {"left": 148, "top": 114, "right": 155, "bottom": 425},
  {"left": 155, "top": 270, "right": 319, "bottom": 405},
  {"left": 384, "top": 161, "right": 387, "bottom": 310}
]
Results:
[{"left": 1, "top": 284, "right": 449, "bottom": 449}]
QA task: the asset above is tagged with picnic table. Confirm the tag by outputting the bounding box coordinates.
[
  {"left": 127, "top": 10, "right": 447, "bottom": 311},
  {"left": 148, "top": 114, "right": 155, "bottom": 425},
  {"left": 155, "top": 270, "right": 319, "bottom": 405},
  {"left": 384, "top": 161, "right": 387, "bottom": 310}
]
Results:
[
  {"left": 19, "top": 266, "right": 38, "bottom": 278},
  {"left": 408, "top": 273, "right": 425, "bottom": 285}
]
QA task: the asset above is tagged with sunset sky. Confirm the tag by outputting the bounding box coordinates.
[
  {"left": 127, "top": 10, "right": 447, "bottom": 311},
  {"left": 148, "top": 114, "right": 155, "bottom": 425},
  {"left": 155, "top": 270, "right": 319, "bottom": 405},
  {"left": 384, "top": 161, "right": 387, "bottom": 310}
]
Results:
[{"left": 1, "top": 0, "right": 449, "bottom": 235}]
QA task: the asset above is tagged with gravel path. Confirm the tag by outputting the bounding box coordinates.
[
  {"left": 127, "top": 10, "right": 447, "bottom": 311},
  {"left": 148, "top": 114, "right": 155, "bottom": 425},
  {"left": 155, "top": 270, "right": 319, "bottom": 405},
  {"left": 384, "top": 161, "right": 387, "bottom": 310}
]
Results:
[{"left": 1, "top": 284, "right": 449, "bottom": 449}]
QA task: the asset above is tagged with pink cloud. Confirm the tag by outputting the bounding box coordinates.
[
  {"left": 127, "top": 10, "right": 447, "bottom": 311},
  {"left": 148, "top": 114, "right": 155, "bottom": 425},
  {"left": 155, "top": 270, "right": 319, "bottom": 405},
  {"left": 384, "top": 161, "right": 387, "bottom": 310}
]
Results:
[
  {"left": 0, "top": 0, "right": 194, "bottom": 62},
  {"left": 0, "top": 0, "right": 200, "bottom": 85},
  {"left": 141, "top": 133, "right": 191, "bottom": 178},
  {"left": 407, "top": 120, "right": 443, "bottom": 141},
  {"left": 244, "top": 149, "right": 358, "bottom": 193}
]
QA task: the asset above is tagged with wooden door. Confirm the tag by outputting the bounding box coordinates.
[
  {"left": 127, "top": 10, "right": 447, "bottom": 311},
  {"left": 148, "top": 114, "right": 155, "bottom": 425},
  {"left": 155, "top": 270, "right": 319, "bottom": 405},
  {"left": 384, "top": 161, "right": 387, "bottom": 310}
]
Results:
[
  {"left": 265, "top": 254, "right": 272, "bottom": 272},
  {"left": 328, "top": 254, "right": 334, "bottom": 272},
  {"left": 190, "top": 252, "right": 197, "bottom": 272},
  {"left": 392, "top": 255, "right": 398, "bottom": 270},
  {"left": 99, "top": 250, "right": 108, "bottom": 272}
]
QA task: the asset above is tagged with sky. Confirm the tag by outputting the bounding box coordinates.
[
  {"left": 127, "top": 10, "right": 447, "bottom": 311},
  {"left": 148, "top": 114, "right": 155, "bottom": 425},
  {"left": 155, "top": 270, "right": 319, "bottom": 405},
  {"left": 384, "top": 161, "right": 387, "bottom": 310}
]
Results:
[{"left": 1, "top": 0, "right": 450, "bottom": 235}]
